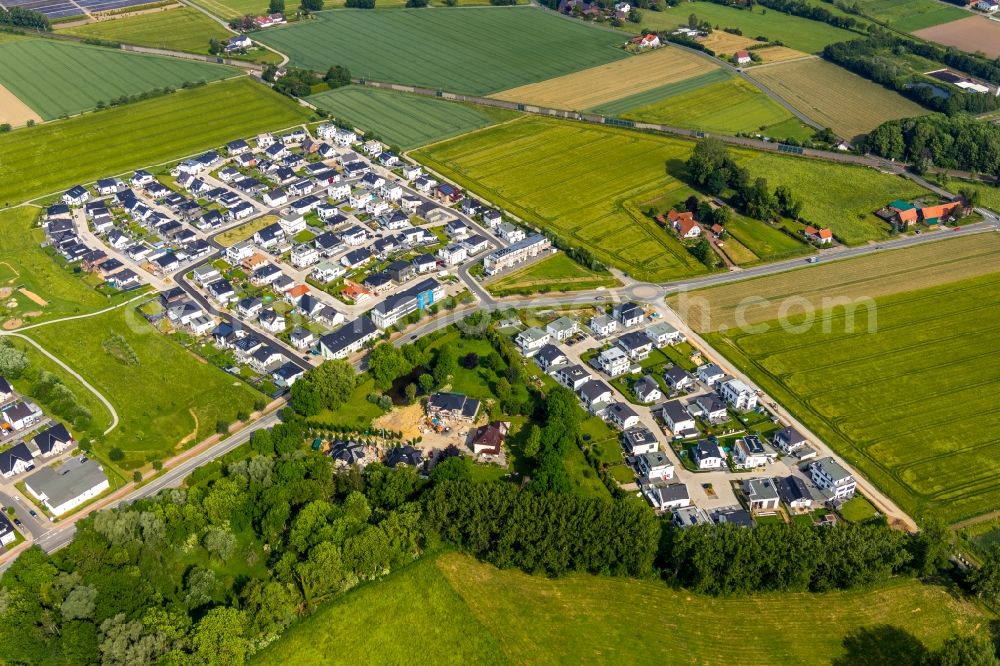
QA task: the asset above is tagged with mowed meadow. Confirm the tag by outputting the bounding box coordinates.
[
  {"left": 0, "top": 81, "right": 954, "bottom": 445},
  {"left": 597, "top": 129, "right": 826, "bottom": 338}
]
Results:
[
  {"left": 0, "top": 77, "right": 310, "bottom": 205},
  {"left": 0, "top": 38, "right": 236, "bottom": 119},
  {"left": 255, "top": 553, "right": 990, "bottom": 665},
  {"left": 687, "top": 238, "right": 1000, "bottom": 523},
  {"left": 414, "top": 117, "right": 708, "bottom": 282},
  {"left": 255, "top": 7, "right": 627, "bottom": 94},
  {"left": 58, "top": 7, "right": 232, "bottom": 54},
  {"left": 307, "top": 86, "right": 519, "bottom": 149}
]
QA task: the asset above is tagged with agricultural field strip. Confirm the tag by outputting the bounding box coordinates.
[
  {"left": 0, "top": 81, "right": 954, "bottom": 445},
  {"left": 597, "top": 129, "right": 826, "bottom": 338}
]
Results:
[
  {"left": 0, "top": 78, "right": 310, "bottom": 206},
  {"left": 0, "top": 38, "right": 236, "bottom": 120},
  {"left": 682, "top": 236, "right": 1000, "bottom": 329},
  {"left": 589, "top": 68, "right": 732, "bottom": 116},
  {"left": 255, "top": 7, "right": 628, "bottom": 96},
  {"left": 747, "top": 58, "right": 928, "bottom": 139},
  {"left": 490, "top": 45, "right": 718, "bottom": 111},
  {"left": 58, "top": 7, "right": 232, "bottom": 53},
  {"left": 713, "top": 273, "right": 1000, "bottom": 520}
]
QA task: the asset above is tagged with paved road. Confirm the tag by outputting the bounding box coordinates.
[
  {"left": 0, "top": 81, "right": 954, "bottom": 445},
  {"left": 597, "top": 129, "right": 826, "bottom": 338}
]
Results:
[
  {"left": 0, "top": 491, "right": 47, "bottom": 539},
  {"left": 0, "top": 411, "right": 283, "bottom": 569}
]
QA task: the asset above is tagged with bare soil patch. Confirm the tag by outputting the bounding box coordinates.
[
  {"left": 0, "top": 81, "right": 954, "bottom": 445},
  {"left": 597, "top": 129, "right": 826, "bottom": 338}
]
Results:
[
  {"left": 753, "top": 46, "right": 812, "bottom": 63},
  {"left": 914, "top": 15, "right": 1000, "bottom": 58},
  {"left": 701, "top": 31, "right": 760, "bottom": 56},
  {"left": 18, "top": 288, "right": 48, "bottom": 306},
  {"left": 2, "top": 318, "right": 23, "bottom": 330},
  {"left": 0, "top": 81, "right": 42, "bottom": 128},
  {"left": 373, "top": 403, "right": 424, "bottom": 440},
  {"left": 0, "top": 288, "right": 11, "bottom": 298}
]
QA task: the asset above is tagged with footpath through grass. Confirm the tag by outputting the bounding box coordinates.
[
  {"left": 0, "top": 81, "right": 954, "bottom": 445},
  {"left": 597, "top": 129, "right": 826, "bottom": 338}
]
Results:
[
  {"left": 256, "top": 552, "right": 991, "bottom": 665},
  {"left": 255, "top": 7, "right": 627, "bottom": 95},
  {"left": 705, "top": 271, "right": 1000, "bottom": 524},
  {"left": 59, "top": 7, "right": 232, "bottom": 54},
  {"left": 0, "top": 77, "right": 310, "bottom": 206},
  {"left": 27, "top": 305, "right": 261, "bottom": 470},
  {"left": 0, "top": 38, "right": 235, "bottom": 120},
  {"left": 308, "top": 86, "right": 519, "bottom": 150}
]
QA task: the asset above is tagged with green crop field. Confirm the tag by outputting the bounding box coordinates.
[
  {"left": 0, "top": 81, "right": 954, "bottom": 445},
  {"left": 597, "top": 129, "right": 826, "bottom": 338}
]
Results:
[
  {"left": 413, "top": 117, "right": 708, "bottom": 282},
  {"left": 613, "top": 77, "right": 810, "bottom": 138},
  {"left": 0, "top": 77, "right": 309, "bottom": 206},
  {"left": 589, "top": 68, "right": 731, "bottom": 116},
  {"left": 27, "top": 305, "right": 260, "bottom": 469},
  {"left": 307, "top": 86, "right": 519, "bottom": 149},
  {"left": 59, "top": 7, "right": 231, "bottom": 54},
  {"left": 705, "top": 272, "right": 1000, "bottom": 524},
  {"left": 848, "top": 0, "right": 968, "bottom": 31},
  {"left": 0, "top": 38, "right": 236, "bottom": 120},
  {"left": 255, "top": 7, "right": 627, "bottom": 95},
  {"left": 257, "top": 552, "right": 990, "bottom": 665},
  {"left": 735, "top": 149, "right": 928, "bottom": 244},
  {"left": 635, "top": 2, "right": 860, "bottom": 53},
  {"left": 486, "top": 253, "right": 621, "bottom": 296},
  {"left": 188, "top": 0, "right": 267, "bottom": 20}
]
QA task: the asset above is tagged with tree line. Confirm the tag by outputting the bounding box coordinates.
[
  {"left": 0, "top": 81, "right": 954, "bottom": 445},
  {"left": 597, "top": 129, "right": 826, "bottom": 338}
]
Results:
[
  {"left": 700, "top": 0, "right": 861, "bottom": 31},
  {"left": 823, "top": 33, "right": 1000, "bottom": 116},
  {"left": 0, "top": 6, "right": 50, "bottom": 31},
  {"left": 864, "top": 113, "right": 1000, "bottom": 177},
  {"left": 683, "top": 138, "right": 803, "bottom": 221}
]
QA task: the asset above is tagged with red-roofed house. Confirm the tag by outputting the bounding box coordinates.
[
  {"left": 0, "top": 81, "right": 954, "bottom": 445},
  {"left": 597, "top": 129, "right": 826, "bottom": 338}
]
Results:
[
  {"left": 637, "top": 33, "right": 661, "bottom": 49},
  {"left": 804, "top": 226, "right": 833, "bottom": 245},
  {"left": 471, "top": 421, "right": 509, "bottom": 457},
  {"left": 895, "top": 208, "right": 919, "bottom": 228},
  {"left": 710, "top": 223, "right": 724, "bottom": 237},
  {"left": 668, "top": 210, "right": 700, "bottom": 239},
  {"left": 735, "top": 50, "right": 752, "bottom": 65},
  {"left": 284, "top": 284, "right": 310, "bottom": 302},
  {"left": 919, "top": 201, "right": 961, "bottom": 224}
]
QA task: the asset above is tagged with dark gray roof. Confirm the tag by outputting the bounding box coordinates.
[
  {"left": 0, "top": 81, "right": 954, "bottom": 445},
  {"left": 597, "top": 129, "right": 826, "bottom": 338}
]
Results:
[
  {"left": 32, "top": 423, "right": 73, "bottom": 455},
  {"left": 0, "top": 443, "right": 32, "bottom": 475},
  {"left": 618, "top": 331, "right": 653, "bottom": 351},
  {"left": 577, "top": 379, "right": 611, "bottom": 402},
  {"left": 319, "top": 317, "right": 377, "bottom": 356}
]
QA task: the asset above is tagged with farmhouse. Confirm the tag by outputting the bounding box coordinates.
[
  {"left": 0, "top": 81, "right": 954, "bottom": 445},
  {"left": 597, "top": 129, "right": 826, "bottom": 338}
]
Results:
[
  {"left": 804, "top": 225, "right": 833, "bottom": 245},
  {"left": 735, "top": 50, "right": 752, "bottom": 65}
]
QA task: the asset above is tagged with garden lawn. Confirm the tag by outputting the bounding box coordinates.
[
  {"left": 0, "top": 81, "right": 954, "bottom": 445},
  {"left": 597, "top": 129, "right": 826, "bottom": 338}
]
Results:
[
  {"left": 254, "top": 7, "right": 627, "bottom": 95},
  {"left": 26, "top": 306, "right": 260, "bottom": 469},
  {"left": 0, "top": 207, "right": 137, "bottom": 322},
  {"left": 307, "top": 86, "right": 518, "bottom": 150},
  {"left": 413, "top": 117, "right": 709, "bottom": 282},
  {"left": 724, "top": 213, "right": 812, "bottom": 262},
  {"left": 614, "top": 77, "right": 809, "bottom": 138},
  {"left": 306, "top": 376, "right": 386, "bottom": 431},
  {"left": 216, "top": 215, "right": 278, "bottom": 247},
  {"left": 734, "top": 148, "right": 928, "bottom": 244},
  {"left": 485, "top": 253, "right": 621, "bottom": 297},
  {"left": 0, "top": 38, "right": 236, "bottom": 120},
  {"left": 839, "top": 495, "right": 879, "bottom": 522},
  {"left": 704, "top": 271, "right": 1000, "bottom": 524},
  {"left": 258, "top": 552, "right": 991, "bottom": 665},
  {"left": 0, "top": 77, "right": 309, "bottom": 205},
  {"left": 636, "top": 2, "right": 861, "bottom": 53},
  {"left": 59, "top": 7, "right": 231, "bottom": 54}
]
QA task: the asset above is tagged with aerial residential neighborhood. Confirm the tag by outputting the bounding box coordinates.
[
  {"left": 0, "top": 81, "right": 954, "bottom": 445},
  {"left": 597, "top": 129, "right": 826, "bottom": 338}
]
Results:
[{"left": 0, "top": 0, "right": 998, "bottom": 662}]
